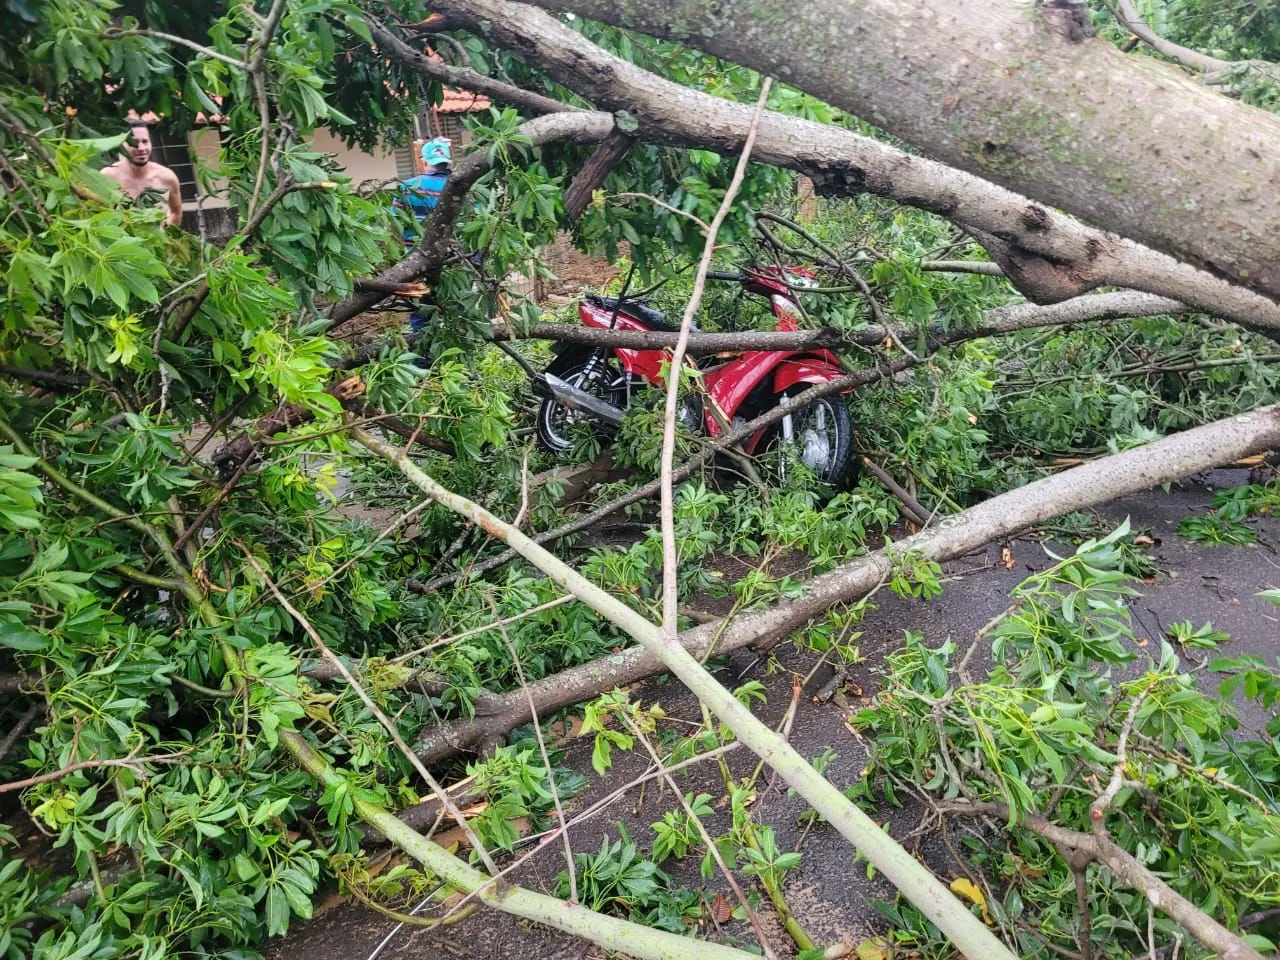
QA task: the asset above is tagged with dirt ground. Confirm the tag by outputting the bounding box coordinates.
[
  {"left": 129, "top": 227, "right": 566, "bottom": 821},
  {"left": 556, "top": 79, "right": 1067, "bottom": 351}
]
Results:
[{"left": 265, "top": 469, "right": 1279, "bottom": 960}]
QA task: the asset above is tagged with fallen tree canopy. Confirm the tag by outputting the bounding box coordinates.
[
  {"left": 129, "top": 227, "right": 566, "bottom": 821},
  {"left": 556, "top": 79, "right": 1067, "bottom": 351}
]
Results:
[
  {"left": 412, "top": 403, "right": 1280, "bottom": 763},
  {"left": 3, "top": 2, "right": 1280, "bottom": 960}
]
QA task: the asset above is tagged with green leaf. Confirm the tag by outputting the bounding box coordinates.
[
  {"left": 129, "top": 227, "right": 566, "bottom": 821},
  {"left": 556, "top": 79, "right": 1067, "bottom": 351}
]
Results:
[{"left": 342, "top": 14, "right": 372, "bottom": 44}]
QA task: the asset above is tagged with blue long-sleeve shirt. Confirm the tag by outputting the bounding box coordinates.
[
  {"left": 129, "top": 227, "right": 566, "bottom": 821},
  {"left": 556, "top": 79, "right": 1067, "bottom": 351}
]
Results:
[{"left": 395, "top": 172, "right": 449, "bottom": 217}]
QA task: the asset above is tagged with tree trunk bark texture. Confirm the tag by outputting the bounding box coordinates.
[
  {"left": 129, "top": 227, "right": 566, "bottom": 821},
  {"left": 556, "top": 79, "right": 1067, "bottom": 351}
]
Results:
[
  {"left": 431, "top": 0, "right": 1280, "bottom": 341},
  {"left": 519, "top": 0, "right": 1280, "bottom": 303}
]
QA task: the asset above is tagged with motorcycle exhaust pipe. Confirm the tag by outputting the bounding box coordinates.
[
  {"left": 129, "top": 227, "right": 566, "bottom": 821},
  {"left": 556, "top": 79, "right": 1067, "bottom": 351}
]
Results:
[{"left": 533, "top": 373, "right": 626, "bottom": 427}]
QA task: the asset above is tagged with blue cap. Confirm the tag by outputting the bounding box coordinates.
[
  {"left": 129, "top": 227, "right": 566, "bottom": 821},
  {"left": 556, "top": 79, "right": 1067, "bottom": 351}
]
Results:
[{"left": 422, "top": 138, "right": 452, "bottom": 167}]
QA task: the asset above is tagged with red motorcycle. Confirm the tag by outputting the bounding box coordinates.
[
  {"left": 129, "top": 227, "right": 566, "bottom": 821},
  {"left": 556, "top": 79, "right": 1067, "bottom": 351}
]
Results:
[{"left": 533, "top": 265, "right": 857, "bottom": 488}]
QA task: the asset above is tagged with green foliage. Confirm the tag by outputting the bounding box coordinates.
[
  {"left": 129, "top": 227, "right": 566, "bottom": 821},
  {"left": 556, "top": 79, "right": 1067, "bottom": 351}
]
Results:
[
  {"left": 555, "top": 824, "right": 703, "bottom": 934},
  {"left": 651, "top": 793, "right": 713, "bottom": 862},
  {"left": 854, "top": 523, "right": 1280, "bottom": 958},
  {"left": 1179, "top": 479, "right": 1279, "bottom": 545},
  {"left": 1, "top": 0, "right": 1277, "bottom": 956}
]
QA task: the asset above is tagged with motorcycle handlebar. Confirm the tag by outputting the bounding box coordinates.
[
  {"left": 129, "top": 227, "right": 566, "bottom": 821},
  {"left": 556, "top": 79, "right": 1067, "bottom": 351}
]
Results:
[{"left": 705, "top": 270, "right": 748, "bottom": 282}]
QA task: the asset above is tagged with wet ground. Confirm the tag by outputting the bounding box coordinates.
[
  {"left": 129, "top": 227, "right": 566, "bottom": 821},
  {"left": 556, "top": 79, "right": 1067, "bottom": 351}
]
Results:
[{"left": 266, "top": 469, "right": 1279, "bottom": 960}]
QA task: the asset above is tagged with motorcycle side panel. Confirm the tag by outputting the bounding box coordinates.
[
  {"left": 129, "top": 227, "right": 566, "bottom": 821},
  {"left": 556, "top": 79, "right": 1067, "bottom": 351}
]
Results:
[{"left": 579, "top": 301, "right": 667, "bottom": 384}]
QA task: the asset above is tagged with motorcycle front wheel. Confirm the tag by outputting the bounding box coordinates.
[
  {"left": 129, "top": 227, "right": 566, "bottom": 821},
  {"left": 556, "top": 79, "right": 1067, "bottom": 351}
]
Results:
[
  {"left": 763, "top": 391, "right": 858, "bottom": 490},
  {"left": 535, "top": 350, "right": 631, "bottom": 454}
]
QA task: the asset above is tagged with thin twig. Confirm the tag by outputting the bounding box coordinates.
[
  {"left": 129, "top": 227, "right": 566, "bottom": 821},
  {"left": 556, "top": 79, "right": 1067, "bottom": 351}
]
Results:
[
  {"left": 0, "top": 749, "right": 189, "bottom": 794},
  {"left": 0, "top": 704, "right": 42, "bottom": 764},
  {"left": 389, "top": 595, "right": 574, "bottom": 664},
  {"left": 660, "top": 77, "right": 773, "bottom": 636},
  {"left": 486, "top": 591, "right": 577, "bottom": 903},
  {"left": 102, "top": 26, "right": 251, "bottom": 68},
  {"left": 622, "top": 714, "right": 779, "bottom": 960}
]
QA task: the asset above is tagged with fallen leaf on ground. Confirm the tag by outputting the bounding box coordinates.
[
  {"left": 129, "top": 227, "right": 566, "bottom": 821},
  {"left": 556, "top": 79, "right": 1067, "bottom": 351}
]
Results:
[
  {"left": 710, "top": 891, "right": 732, "bottom": 924},
  {"left": 950, "top": 876, "right": 992, "bottom": 924}
]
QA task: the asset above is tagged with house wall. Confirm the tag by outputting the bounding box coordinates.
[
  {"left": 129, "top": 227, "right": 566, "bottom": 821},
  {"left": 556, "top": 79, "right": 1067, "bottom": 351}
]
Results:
[{"left": 308, "top": 128, "right": 400, "bottom": 188}]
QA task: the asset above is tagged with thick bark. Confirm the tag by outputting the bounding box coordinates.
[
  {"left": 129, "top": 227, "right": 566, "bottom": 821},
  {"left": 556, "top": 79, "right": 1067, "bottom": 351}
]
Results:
[
  {"left": 563, "top": 129, "right": 636, "bottom": 220},
  {"left": 414, "top": 403, "right": 1280, "bottom": 764},
  {"left": 426, "top": 0, "right": 1280, "bottom": 340},
  {"left": 326, "top": 111, "right": 613, "bottom": 327},
  {"left": 518, "top": 0, "right": 1280, "bottom": 303}
]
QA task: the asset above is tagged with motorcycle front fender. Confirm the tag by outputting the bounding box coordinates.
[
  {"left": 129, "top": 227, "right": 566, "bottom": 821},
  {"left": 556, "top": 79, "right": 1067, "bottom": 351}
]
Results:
[{"left": 771, "top": 356, "right": 849, "bottom": 395}]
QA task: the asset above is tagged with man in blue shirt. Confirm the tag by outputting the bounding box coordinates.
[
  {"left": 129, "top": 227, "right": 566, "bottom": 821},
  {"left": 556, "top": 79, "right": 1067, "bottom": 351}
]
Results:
[
  {"left": 394, "top": 137, "right": 452, "bottom": 246},
  {"left": 394, "top": 138, "right": 452, "bottom": 347}
]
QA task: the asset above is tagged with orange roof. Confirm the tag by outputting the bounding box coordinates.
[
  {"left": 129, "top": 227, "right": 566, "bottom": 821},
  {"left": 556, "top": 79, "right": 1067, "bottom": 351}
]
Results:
[{"left": 438, "top": 87, "right": 490, "bottom": 113}]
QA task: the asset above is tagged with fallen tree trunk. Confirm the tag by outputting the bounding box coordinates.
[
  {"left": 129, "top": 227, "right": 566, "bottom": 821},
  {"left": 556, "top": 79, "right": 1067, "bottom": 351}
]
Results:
[
  {"left": 413, "top": 403, "right": 1280, "bottom": 763},
  {"left": 519, "top": 0, "right": 1280, "bottom": 304},
  {"left": 424, "top": 0, "right": 1280, "bottom": 339}
]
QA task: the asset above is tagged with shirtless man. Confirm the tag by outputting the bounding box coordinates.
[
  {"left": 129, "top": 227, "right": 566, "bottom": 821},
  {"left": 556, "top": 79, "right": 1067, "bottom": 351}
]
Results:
[{"left": 101, "top": 120, "right": 183, "bottom": 227}]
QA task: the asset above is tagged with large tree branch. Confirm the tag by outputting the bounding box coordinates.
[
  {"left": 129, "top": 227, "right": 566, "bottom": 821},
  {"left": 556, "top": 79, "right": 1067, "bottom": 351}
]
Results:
[
  {"left": 412, "top": 403, "right": 1280, "bottom": 770},
  {"left": 941, "top": 800, "right": 1262, "bottom": 960},
  {"left": 367, "top": 15, "right": 580, "bottom": 116},
  {"left": 1111, "top": 0, "right": 1229, "bottom": 75},
  {"left": 429, "top": 0, "right": 1280, "bottom": 340},
  {"left": 413, "top": 289, "right": 1190, "bottom": 594},
  {"left": 516, "top": 0, "right": 1280, "bottom": 303},
  {"left": 563, "top": 129, "right": 636, "bottom": 220},
  {"left": 326, "top": 110, "right": 613, "bottom": 327}
]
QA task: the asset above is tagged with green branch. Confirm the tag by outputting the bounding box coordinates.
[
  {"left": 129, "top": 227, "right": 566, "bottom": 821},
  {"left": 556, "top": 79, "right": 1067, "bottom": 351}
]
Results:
[
  {"left": 351, "top": 425, "right": 1017, "bottom": 960},
  {"left": 279, "top": 731, "right": 756, "bottom": 960}
]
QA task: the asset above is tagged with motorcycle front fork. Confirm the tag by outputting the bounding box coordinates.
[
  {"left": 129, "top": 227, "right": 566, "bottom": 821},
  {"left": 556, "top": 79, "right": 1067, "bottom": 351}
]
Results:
[
  {"left": 577, "top": 348, "right": 633, "bottom": 406},
  {"left": 778, "top": 414, "right": 795, "bottom": 480}
]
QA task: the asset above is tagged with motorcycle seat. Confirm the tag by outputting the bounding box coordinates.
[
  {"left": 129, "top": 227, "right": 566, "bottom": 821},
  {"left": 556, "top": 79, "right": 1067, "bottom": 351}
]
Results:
[{"left": 588, "top": 294, "right": 697, "bottom": 333}]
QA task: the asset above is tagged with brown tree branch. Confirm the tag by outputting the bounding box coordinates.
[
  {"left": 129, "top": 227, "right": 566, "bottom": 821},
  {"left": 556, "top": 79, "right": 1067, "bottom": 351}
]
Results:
[
  {"left": 0, "top": 750, "right": 189, "bottom": 795},
  {"left": 411, "top": 402, "right": 1280, "bottom": 765},
  {"left": 368, "top": 15, "right": 579, "bottom": 116},
  {"left": 433, "top": 0, "right": 1280, "bottom": 338},
  {"left": 563, "top": 129, "right": 636, "bottom": 220},
  {"left": 516, "top": 0, "right": 1280, "bottom": 303},
  {"left": 1111, "top": 0, "right": 1234, "bottom": 76},
  {"left": 0, "top": 365, "right": 90, "bottom": 391},
  {"left": 415, "top": 289, "right": 1187, "bottom": 594},
  {"left": 941, "top": 799, "right": 1263, "bottom": 960},
  {"left": 0, "top": 704, "right": 42, "bottom": 764}
]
